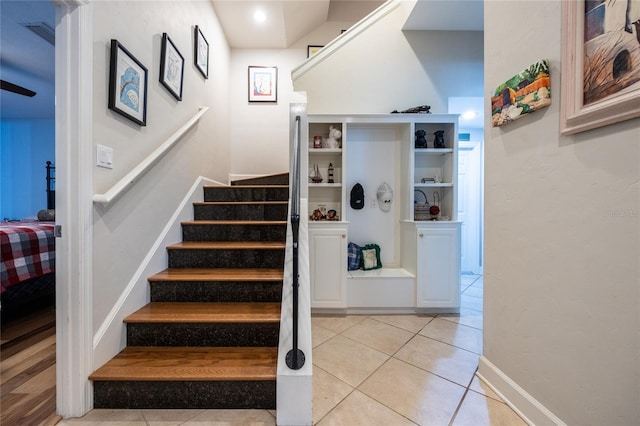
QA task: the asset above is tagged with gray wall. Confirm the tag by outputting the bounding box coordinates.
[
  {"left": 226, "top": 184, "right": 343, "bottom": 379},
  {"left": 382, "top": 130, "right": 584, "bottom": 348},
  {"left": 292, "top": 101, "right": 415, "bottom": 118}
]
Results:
[{"left": 483, "top": 1, "right": 639, "bottom": 424}]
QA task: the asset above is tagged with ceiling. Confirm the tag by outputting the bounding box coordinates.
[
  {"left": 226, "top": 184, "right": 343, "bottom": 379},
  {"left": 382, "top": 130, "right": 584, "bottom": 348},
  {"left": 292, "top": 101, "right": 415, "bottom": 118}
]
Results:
[{"left": 0, "top": 0, "right": 483, "bottom": 120}]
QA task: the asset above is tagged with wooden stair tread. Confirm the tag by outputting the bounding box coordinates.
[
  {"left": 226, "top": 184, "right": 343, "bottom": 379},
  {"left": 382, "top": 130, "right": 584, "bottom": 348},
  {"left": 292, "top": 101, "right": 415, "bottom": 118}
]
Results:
[
  {"left": 167, "top": 241, "right": 286, "bottom": 250},
  {"left": 89, "top": 346, "right": 277, "bottom": 381},
  {"left": 181, "top": 220, "right": 287, "bottom": 225},
  {"left": 124, "top": 302, "right": 281, "bottom": 323},
  {"left": 149, "top": 268, "right": 284, "bottom": 282}
]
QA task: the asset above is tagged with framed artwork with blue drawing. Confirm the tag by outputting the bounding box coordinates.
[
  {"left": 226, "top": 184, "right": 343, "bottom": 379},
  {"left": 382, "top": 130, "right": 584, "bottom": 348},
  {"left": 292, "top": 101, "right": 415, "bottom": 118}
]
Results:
[
  {"left": 160, "top": 33, "right": 184, "bottom": 101},
  {"left": 108, "top": 39, "right": 148, "bottom": 126},
  {"left": 248, "top": 66, "right": 277, "bottom": 102},
  {"left": 194, "top": 25, "right": 209, "bottom": 79}
]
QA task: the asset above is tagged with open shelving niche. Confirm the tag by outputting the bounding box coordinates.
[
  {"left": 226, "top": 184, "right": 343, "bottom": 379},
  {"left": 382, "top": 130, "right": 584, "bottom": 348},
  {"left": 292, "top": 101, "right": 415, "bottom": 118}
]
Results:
[{"left": 306, "top": 114, "right": 461, "bottom": 314}]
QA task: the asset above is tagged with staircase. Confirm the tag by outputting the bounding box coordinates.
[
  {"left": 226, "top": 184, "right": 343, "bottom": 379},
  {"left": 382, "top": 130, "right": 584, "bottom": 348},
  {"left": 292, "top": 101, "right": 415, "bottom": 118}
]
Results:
[{"left": 90, "top": 179, "right": 289, "bottom": 409}]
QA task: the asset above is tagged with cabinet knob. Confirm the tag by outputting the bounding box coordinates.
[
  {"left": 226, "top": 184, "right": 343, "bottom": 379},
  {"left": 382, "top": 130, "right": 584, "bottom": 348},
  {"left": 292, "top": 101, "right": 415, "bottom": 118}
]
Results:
[
  {"left": 419, "top": 233, "right": 424, "bottom": 238},
  {"left": 342, "top": 234, "right": 346, "bottom": 238}
]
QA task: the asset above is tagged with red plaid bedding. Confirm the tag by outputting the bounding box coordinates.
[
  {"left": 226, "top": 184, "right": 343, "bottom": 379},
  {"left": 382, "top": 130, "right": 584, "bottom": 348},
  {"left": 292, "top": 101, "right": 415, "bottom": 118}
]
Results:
[{"left": 1, "top": 222, "right": 55, "bottom": 294}]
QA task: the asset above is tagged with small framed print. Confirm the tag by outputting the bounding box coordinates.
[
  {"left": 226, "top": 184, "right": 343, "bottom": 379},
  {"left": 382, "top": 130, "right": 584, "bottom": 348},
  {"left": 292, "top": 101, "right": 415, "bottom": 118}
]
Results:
[
  {"left": 307, "top": 45, "right": 323, "bottom": 58},
  {"left": 194, "top": 25, "right": 209, "bottom": 79},
  {"left": 248, "top": 66, "right": 277, "bottom": 103},
  {"left": 108, "top": 39, "right": 148, "bottom": 126},
  {"left": 159, "top": 33, "right": 184, "bottom": 101}
]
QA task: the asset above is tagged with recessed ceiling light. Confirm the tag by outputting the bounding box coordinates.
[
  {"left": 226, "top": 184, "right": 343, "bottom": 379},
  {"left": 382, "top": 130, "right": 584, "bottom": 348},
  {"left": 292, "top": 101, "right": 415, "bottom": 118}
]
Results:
[
  {"left": 461, "top": 111, "right": 477, "bottom": 120},
  {"left": 254, "top": 10, "right": 266, "bottom": 23}
]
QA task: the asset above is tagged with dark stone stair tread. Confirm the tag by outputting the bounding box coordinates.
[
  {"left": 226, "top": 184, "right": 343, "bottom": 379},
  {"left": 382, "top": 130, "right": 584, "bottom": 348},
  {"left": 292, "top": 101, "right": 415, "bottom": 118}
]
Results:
[
  {"left": 181, "top": 220, "right": 287, "bottom": 225},
  {"left": 148, "top": 268, "right": 284, "bottom": 282},
  {"left": 124, "top": 302, "right": 281, "bottom": 323},
  {"left": 204, "top": 185, "right": 288, "bottom": 189},
  {"left": 89, "top": 346, "right": 277, "bottom": 381},
  {"left": 167, "top": 241, "right": 286, "bottom": 250},
  {"left": 193, "top": 201, "right": 288, "bottom": 206}
]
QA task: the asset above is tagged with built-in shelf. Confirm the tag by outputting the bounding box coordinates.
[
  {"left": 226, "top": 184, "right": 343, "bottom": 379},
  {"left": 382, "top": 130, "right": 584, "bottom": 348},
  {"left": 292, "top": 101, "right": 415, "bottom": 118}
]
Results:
[
  {"left": 309, "top": 183, "right": 342, "bottom": 188},
  {"left": 415, "top": 148, "right": 453, "bottom": 154},
  {"left": 309, "top": 148, "right": 342, "bottom": 154},
  {"left": 413, "top": 183, "right": 454, "bottom": 188}
]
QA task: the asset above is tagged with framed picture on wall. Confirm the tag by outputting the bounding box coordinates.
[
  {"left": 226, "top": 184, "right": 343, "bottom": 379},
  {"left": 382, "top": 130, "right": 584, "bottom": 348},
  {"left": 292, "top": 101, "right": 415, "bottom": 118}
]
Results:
[
  {"left": 248, "top": 66, "right": 278, "bottom": 102},
  {"left": 108, "top": 39, "right": 148, "bottom": 126},
  {"left": 159, "top": 33, "right": 184, "bottom": 101},
  {"left": 307, "top": 45, "right": 323, "bottom": 58},
  {"left": 194, "top": 25, "right": 209, "bottom": 79},
  {"left": 560, "top": 0, "right": 640, "bottom": 135}
]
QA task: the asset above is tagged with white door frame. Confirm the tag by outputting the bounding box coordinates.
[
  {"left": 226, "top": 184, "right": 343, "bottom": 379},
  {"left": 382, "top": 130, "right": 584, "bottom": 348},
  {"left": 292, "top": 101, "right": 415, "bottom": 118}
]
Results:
[{"left": 54, "top": 0, "right": 94, "bottom": 417}]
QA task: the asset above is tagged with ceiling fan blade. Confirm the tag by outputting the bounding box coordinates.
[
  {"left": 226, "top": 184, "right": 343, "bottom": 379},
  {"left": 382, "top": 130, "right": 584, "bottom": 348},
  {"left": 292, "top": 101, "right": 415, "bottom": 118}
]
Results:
[{"left": 0, "top": 80, "right": 36, "bottom": 97}]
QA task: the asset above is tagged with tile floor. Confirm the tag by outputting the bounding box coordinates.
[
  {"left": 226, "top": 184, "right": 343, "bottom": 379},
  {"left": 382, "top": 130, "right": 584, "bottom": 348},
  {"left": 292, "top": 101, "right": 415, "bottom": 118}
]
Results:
[{"left": 58, "top": 274, "right": 527, "bottom": 425}]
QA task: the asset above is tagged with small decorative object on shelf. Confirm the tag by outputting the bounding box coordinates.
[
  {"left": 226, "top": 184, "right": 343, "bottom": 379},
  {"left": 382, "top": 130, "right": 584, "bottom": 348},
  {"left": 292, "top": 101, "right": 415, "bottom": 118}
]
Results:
[
  {"left": 313, "top": 136, "right": 322, "bottom": 149},
  {"left": 434, "top": 130, "right": 446, "bottom": 148},
  {"left": 310, "top": 163, "right": 323, "bottom": 183},
  {"left": 391, "top": 105, "right": 431, "bottom": 114},
  {"left": 324, "top": 125, "right": 342, "bottom": 148},
  {"left": 430, "top": 191, "right": 441, "bottom": 219},
  {"left": 414, "top": 189, "right": 430, "bottom": 221},
  {"left": 415, "top": 129, "right": 427, "bottom": 148},
  {"left": 310, "top": 207, "right": 340, "bottom": 221},
  {"left": 421, "top": 177, "right": 436, "bottom": 184},
  {"left": 328, "top": 162, "right": 334, "bottom": 183}
]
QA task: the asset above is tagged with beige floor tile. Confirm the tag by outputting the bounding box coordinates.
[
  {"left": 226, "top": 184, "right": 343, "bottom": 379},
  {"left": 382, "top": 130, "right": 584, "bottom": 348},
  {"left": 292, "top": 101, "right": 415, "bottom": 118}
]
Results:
[
  {"left": 462, "top": 285, "right": 483, "bottom": 299},
  {"left": 394, "top": 335, "right": 479, "bottom": 387},
  {"left": 461, "top": 275, "right": 481, "bottom": 286},
  {"left": 420, "top": 317, "right": 483, "bottom": 354},
  {"left": 182, "top": 409, "right": 276, "bottom": 425},
  {"left": 369, "top": 314, "right": 435, "bottom": 333},
  {"left": 312, "top": 366, "right": 354, "bottom": 424},
  {"left": 57, "top": 409, "right": 146, "bottom": 425},
  {"left": 359, "top": 358, "right": 466, "bottom": 425},
  {"left": 342, "top": 317, "right": 415, "bottom": 355},
  {"left": 312, "top": 322, "right": 337, "bottom": 348},
  {"left": 461, "top": 294, "right": 483, "bottom": 312},
  {"left": 469, "top": 375, "right": 502, "bottom": 402},
  {"left": 141, "top": 409, "right": 205, "bottom": 425},
  {"left": 313, "top": 334, "right": 389, "bottom": 387},
  {"left": 452, "top": 389, "right": 527, "bottom": 426},
  {"left": 311, "top": 315, "right": 367, "bottom": 334},
  {"left": 438, "top": 307, "right": 483, "bottom": 330},
  {"left": 317, "top": 390, "right": 417, "bottom": 426}
]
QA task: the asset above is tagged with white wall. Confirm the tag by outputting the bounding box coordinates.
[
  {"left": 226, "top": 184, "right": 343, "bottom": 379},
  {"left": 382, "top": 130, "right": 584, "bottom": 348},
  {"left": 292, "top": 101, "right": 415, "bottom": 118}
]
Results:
[
  {"left": 0, "top": 119, "right": 55, "bottom": 219},
  {"left": 91, "top": 0, "right": 231, "bottom": 338},
  {"left": 482, "top": 1, "right": 639, "bottom": 425},
  {"left": 228, "top": 22, "right": 359, "bottom": 179},
  {"left": 293, "top": 2, "right": 483, "bottom": 114}
]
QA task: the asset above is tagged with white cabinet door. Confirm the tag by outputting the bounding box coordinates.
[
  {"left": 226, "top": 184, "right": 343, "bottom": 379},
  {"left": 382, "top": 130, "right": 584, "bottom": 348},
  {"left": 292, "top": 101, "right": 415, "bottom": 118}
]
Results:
[
  {"left": 416, "top": 224, "right": 461, "bottom": 310},
  {"left": 309, "top": 226, "right": 347, "bottom": 309}
]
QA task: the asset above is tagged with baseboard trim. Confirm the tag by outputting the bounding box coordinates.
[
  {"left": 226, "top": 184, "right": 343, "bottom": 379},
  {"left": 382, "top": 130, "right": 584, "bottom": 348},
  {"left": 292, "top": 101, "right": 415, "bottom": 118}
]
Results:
[{"left": 477, "top": 356, "right": 566, "bottom": 426}]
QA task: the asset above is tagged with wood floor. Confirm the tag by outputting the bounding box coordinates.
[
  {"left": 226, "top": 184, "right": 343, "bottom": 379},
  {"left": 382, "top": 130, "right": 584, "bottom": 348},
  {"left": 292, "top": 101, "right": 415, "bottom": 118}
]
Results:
[{"left": 1, "top": 306, "right": 60, "bottom": 425}]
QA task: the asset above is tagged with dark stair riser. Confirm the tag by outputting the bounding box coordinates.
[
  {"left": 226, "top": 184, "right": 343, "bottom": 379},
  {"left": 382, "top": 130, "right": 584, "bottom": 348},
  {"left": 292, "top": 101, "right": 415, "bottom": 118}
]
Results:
[
  {"left": 182, "top": 223, "right": 286, "bottom": 242},
  {"left": 193, "top": 203, "right": 288, "bottom": 221},
  {"left": 127, "top": 322, "right": 279, "bottom": 347},
  {"left": 168, "top": 248, "right": 285, "bottom": 269},
  {"left": 93, "top": 380, "right": 276, "bottom": 409},
  {"left": 231, "top": 173, "right": 289, "bottom": 186},
  {"left": 150, "top": 281, "right": 283, "bottom": 303},
  {"left": 204, "top": 187, "right": 289, "bottom": 202}
]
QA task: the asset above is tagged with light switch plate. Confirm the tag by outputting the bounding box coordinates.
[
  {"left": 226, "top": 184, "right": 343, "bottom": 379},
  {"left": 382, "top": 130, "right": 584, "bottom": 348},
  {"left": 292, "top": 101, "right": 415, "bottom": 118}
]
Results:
[{"left": 97, "top": 144, "right": 114, "bottom": 169}]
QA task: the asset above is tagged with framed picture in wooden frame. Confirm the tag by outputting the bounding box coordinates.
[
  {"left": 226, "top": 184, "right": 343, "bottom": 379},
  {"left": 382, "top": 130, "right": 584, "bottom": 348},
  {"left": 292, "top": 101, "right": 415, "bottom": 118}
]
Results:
[
  {"left": 248, "top": 66, "right": 277, "bottom": 102},
  {"left": 560, "top": 0, "right": 640, "bottom": 135},
  {"left": 159, "top": 33, "right": 184, "bottom": 101},
  {"left": 108, "top": 39, "right": 148, "bottom": 126},
  {"left": 194, "top": 25, "right": 209, "bottom": 79}
]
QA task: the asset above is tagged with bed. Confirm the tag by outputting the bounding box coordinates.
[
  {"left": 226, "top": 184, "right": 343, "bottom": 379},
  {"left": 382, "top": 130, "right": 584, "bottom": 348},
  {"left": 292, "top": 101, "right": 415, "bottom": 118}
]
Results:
[{"left": 0, "top": 162, "right": 56, "bottom": 320}]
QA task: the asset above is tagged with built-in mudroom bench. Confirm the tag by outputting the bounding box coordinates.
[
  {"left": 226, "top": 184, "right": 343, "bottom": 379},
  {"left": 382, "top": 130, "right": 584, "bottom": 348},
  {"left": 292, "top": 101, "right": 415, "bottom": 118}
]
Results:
[{"left": 304, "top": 114, "right": 461, "bottom": 314}]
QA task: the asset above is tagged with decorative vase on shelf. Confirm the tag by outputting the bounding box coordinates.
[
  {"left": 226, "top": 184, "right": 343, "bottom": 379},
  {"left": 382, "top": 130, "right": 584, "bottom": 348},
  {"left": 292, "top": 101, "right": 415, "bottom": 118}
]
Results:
[
  {"left": 328, "top": 162, "right": 334, "bottom": 183},
  {"left": 434, "top": 130, "right": 446, "bottom": 149},
  {"left": 309, "top": 163, "right": 323, "bottom": 183}
]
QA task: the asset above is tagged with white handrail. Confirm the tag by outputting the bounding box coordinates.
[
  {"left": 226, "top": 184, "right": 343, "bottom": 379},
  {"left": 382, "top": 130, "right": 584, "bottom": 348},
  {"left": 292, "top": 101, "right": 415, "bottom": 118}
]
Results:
[{"left": 93, "top": 107, "right": 209, "bottom": 205}]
